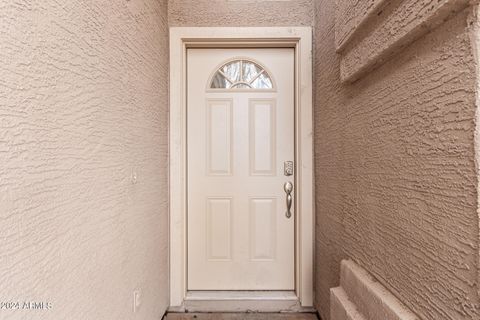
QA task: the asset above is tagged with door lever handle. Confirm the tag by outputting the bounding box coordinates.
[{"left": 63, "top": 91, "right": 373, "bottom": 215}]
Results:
[{"left": 284, "top": 181, "right": 293, "bottom": 218}]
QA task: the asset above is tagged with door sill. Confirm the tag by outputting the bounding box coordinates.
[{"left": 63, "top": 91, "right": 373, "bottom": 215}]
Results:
[{"left": 168, "top": 291, "right": 316, "bottom": 313}]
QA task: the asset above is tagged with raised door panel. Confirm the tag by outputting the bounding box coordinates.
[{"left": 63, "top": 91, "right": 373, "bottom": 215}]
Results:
[
  {"left": 207, "top": 99, "right": 233, "bottom": 176},
  {"left": 249, "top": 99, "right": 276, "bottom": 176},
  {"left": 206, "top": 198, "right": 232, "bottom": 260},
  {"left": 249, "top": 197, "right": 277, "bottom": 261}
]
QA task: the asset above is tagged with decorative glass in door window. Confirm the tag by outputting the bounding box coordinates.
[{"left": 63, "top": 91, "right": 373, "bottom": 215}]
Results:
[{"left": 210, "top": 59, "right": 274, "bottom": 90}]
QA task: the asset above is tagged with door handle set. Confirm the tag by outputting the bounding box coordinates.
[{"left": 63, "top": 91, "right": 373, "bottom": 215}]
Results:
[{"left": 283, "top": 181, "right": 293, "bottom": 219}]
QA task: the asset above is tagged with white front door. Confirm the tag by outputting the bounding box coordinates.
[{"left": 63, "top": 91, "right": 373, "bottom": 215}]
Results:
[{"left": 187, "top": 48, "right": 295, "bottom": 290}]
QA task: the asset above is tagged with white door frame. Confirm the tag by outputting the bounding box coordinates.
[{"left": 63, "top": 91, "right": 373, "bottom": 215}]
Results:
[{"left": 169, "top": 27, "right": 314, "bottom": 308}]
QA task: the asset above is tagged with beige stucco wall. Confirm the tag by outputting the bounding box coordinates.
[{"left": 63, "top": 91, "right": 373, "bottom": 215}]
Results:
[
  {"left": 0, "top": 1, "right": 169, "bottom": 319},
  {"left": 315, "top": 1, "right": 480, "bottom": 320},
  {"left": 168, "top": 0, "right": 314, "bottom": 27}
]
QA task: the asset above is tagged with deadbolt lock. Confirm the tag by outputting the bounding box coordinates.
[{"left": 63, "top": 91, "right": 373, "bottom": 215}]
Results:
[{"left": 284, "top": 161, "right": 294, "bottom": 176}]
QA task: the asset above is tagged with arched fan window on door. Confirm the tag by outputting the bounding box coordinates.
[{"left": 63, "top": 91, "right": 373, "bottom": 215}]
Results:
[{"left": 209, "top": 59, "right": 274, "bottom": 90}]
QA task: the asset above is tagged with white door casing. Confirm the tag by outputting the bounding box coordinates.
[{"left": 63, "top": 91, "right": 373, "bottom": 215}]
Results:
[
  {"left": 169, "top": 27, "right": 313, "bottom": 308},
  {"left": 187, "top": 48, "right": 295, "bottom": 290}
]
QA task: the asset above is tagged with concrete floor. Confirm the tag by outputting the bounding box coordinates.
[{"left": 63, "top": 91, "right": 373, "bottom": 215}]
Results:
[{"left": 165, "top": 313, "right": 319, "bottom": 320}]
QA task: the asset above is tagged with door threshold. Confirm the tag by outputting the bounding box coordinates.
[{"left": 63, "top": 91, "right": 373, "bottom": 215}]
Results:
[
  {"left": 187, "top": 291, "right": 298, "bottom": 301},
  {"left": 168, "top": 291, "right": 316, "bottom": 313}
]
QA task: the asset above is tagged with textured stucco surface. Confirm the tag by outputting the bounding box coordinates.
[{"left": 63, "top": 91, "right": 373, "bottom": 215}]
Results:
[
  {"left": 168, "top": 0, "right": 314, "bottom": 27},
  {"left": 335, "top": 0, "right": 387, "bottom": 51},
  {"left": 337, "top": 0, "right": 470, "bottom": 82},
  {"left": 0, "top": 1, "right": 169, "bottom": 319},
  {"left": 315, "top": 1, "right": 480, "bottom": 320}
]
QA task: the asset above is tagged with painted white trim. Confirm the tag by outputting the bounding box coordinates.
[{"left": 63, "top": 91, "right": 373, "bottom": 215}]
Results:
[{"left": 169, "top": 27, "right": 314, "bottom": 308}]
